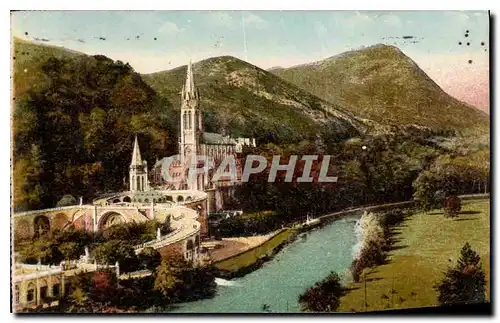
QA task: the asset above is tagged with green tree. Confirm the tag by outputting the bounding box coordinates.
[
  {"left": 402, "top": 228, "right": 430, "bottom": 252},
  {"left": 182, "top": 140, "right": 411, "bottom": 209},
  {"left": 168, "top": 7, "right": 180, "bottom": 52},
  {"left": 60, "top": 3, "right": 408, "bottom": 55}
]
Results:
[
  {"left": 153, "top": 259, "right": 180, "bottom": 302},
  {"left": 56, "top": 194, "right": 77, "bottom": 207},
  {"left": 298, "top": 271, "right": 346, "bottom": 312},
  {"left": 137, "top": 247, "right": 162, "bottom": 272},
  {"left": 90, "top": 240, "right": 138, "bottom": 272},
  {"left": 434, "top": 243, "right": 486, "bottom": 305},
  {"left": 58, "top": 241, "right": 81, "bottom": 260},
  {"left": 413, "top": 170, "right": 443, "bottom": 211},
  {"left": 443, "top": 195, "right": 462, "bottom": 218}
]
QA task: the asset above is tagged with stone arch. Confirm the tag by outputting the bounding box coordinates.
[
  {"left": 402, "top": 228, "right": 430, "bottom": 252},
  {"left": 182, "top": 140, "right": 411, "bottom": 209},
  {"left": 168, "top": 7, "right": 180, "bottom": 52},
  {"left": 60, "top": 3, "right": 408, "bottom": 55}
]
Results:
[
  {"left": 123, "top": 196, "right": 132, "bottom": 203},
  {"left": 144, "top": 198, "right": 149, "bottom": 203},
  {"left": 112, "top": 198, "right": 121, "bottom": 203},
  {"left": 186, "top": 196, "right": 192, "bottom": 202},
  {"left": 166, "top": 195, "right": 173, "bottom": 202},
  {"left": 52, "top": 213, "right": 70, "bottom": 231},
  {"left": 98, "top": 211, "right": 125, "bottom": 230},
  {"left": 177, "top": 195, "right": 184, "bottom": 202},
  {"left": 33, "top": 215, "right": 50, "bottom": 238}
]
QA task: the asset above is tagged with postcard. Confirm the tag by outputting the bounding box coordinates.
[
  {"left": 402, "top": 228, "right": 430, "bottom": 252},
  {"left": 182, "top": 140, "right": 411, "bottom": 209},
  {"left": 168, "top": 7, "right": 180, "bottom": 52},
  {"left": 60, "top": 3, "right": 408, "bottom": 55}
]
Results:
[{"left": 11, "top": 10, "right": 490, "bottom": 314}]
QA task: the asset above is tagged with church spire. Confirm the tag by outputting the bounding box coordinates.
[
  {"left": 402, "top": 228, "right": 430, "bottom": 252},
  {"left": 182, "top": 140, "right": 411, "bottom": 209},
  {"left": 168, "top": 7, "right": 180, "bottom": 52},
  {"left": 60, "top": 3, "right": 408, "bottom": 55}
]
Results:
[
  {"left": 130, "top": 135, "right": 142, "bottom": 166},
  {"left": 183, "top": 60, "right": 197, "bottom": 100}
]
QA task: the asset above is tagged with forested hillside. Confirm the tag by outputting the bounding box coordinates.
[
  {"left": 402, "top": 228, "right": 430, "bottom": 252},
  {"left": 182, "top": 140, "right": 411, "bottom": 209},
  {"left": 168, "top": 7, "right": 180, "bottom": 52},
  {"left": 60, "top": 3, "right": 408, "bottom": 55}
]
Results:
[{"left": 12, "top": 38, "right": 178, "bottom": 211}]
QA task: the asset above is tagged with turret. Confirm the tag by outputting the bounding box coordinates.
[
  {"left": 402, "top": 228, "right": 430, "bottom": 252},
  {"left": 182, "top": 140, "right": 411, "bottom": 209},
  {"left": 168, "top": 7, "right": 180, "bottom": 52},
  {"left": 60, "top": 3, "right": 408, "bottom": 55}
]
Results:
[{"left": 129, "top": 135, "right": 149, "bottom": 191}]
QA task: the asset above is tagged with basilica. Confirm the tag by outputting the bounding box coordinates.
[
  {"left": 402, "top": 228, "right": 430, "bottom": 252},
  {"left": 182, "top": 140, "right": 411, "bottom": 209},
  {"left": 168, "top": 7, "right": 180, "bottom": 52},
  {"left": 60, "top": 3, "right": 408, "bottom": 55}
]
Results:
[{"left": 143, "top": 61, "right": 255, "bottom": 196}]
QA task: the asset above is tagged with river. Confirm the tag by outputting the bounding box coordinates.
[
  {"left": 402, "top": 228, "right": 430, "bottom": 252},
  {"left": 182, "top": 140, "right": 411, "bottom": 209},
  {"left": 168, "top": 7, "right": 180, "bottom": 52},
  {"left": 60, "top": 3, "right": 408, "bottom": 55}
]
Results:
[{"left": 168, "top": 215, "right": 360, "bottom": 313}]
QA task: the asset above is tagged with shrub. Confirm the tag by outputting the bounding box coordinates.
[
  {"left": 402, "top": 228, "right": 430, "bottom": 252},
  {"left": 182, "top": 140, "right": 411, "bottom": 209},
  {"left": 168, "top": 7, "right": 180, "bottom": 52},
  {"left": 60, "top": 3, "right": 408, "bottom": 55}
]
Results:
[
  {"left": 56, "top": 194, "right": 77, "bottom": 207},
  {"left": 434, "top": 243, "right": 486, "bottom": 305},
  {"left": 443, "top": 195, "right": 461, "bottom": 218},
  {"left": 137, "top": 247, "right": 162, "bottom": 271},
  {"left": 350, "top": 212, "right": 386, "bottom": 282},
  {"left": 299, "top": 271, "right": 346, "bottom": 312}
]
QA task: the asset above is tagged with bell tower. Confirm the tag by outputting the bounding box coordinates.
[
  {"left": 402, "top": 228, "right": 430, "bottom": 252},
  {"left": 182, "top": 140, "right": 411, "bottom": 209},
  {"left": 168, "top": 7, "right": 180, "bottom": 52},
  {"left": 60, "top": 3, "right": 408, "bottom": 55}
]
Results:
[{"left": 180, "top": 60, "right": 202, "bottom": 190}]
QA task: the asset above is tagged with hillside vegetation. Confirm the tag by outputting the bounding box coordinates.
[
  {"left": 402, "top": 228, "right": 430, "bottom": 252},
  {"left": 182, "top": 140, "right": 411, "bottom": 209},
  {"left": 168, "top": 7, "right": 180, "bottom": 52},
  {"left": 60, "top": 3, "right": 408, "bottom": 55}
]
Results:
[
  {"left": 271, "top": 44, "right": 489, "bottom": 131},
  {"left": 142, "top": 56, "right": 365, "bottom": 145},
  {"left": 12, "top": 38, "right": 178, "bottom": 211}
]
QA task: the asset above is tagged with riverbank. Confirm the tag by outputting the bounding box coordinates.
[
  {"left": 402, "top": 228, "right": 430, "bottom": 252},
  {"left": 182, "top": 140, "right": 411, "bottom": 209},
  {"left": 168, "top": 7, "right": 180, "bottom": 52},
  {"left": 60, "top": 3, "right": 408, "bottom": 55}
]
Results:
[
  {"left": 213, "top": 228, "right": 296, "bottom": 278},
  {"left": 209, "top": 231, "right": 280, "bottom": 263},
  {"left": 338, "top": 198, "right": 490, "bottom": 312}
]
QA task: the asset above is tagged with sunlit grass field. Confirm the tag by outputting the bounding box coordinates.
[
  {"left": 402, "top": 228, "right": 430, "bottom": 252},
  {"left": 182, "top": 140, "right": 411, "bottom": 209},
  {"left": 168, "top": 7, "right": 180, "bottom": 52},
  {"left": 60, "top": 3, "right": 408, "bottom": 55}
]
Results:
[{"left": 339, "top": 199, "right": 490, "bottom": 312}]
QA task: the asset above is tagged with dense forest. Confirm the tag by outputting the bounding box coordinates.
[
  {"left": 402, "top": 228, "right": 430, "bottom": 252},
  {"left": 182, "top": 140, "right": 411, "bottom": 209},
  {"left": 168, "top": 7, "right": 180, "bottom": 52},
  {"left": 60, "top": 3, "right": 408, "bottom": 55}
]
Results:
[
  {"left": 217, "top": 128, "right": 489, "bottom": 237},
  {"left": 13, "top": 54, "right": 178, "bottom": 211}
]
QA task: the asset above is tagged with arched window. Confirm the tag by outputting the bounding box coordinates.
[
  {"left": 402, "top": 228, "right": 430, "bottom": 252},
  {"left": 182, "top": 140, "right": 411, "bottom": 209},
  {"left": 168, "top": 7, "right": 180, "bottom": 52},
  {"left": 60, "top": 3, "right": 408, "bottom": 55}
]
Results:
[
  {"left": 136, "top": 176, "right": 140, "bottom": 191},
  {"left": 144, "top": 198, "right": 149, "bottom": 203},
  {"left": 183, "top": 111, "right": 187, "bottom": 129},
  {"left": 177, "top": 195, "right": 184, "bottom": 202},
  {"left": 188, "top": 111, "right": 192, "bottom": 130}
]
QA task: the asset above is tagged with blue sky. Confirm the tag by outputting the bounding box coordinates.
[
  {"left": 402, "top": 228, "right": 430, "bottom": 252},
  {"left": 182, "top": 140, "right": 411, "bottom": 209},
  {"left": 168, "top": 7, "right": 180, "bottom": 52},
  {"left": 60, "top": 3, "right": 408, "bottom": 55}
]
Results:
[{"left": 11, "top": 10, "right": 490, "bottom": 110}]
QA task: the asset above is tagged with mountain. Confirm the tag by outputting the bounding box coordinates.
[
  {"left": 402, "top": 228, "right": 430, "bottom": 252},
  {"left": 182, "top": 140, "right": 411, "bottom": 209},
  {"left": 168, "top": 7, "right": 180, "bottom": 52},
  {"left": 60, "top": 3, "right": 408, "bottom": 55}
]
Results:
[
  {"left": 12, "top": 38, "right": 177, "bottom": 211},
  {"left": 142, "top": 56, "right": 366, "bottom": 145},
  {"left": 271, "top": 44, "right": 489, "bottom": 131},
  {"left": 12, "top": 37, "right": 84, "bottom": 96}
]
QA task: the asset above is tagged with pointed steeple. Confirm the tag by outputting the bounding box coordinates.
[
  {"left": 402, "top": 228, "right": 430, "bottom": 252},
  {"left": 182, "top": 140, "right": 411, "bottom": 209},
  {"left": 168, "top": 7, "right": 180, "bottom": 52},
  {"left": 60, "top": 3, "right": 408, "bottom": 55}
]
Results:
[
  {"left": 183, "top": 60, "right": 197, "bottom": 100},
  {"left": 130, "top": 135, "right": 142, "bottom": 166}
]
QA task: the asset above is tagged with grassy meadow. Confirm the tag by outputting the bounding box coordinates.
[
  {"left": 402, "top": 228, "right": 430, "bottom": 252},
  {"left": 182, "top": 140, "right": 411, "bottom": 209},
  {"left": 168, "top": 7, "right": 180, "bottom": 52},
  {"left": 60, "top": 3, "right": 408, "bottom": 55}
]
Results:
[{"left": 339, "top": 199, "right": 490, "bottom": 312}]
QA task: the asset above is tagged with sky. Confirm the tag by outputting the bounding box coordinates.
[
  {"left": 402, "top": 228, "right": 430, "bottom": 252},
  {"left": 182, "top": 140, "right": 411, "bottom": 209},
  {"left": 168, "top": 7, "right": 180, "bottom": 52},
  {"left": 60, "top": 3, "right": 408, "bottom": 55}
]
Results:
[{"left": 11, "top": 10, "right": 490, "bottom": 112}]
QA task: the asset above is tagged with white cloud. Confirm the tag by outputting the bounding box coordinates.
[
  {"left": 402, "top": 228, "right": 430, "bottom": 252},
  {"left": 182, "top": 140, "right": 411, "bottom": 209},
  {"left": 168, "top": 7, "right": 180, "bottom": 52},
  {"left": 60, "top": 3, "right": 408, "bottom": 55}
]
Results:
[
  {"left": 243, "top": 12, "right": 268, "bottom": 29},
  {"left": 158, "top": 21, "right": 184, "bottom": 35}
]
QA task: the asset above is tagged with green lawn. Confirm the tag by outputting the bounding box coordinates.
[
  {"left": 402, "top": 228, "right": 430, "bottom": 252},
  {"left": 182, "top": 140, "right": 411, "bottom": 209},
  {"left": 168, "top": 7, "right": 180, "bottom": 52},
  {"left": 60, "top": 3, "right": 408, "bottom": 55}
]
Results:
[
  {"left": 339, "top": 199, "right": 491, "bottom": 312},
  {"left": 215, "top": 229, "right": 295, "bottom": 273}
]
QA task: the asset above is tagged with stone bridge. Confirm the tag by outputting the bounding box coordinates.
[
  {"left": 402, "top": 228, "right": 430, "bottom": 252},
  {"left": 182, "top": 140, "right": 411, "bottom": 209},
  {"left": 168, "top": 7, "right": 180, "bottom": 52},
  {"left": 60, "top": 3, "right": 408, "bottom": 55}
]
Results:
[
  {"left": 12, "top": 190, "right": 209, "bottom": 241},
  {"left": 13, "top": 205, "right": 154, "bottom": 241}
]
